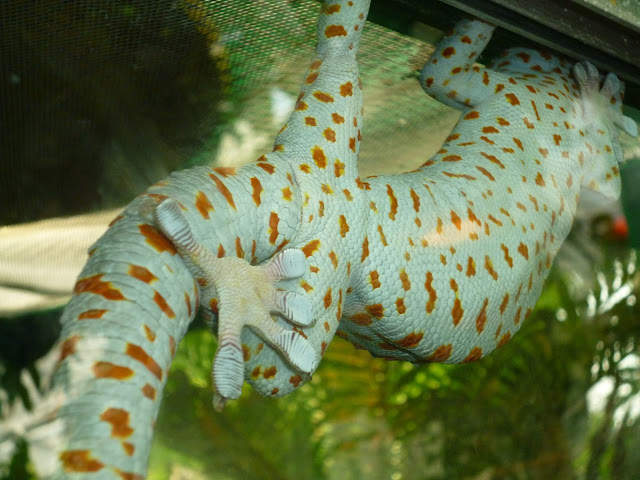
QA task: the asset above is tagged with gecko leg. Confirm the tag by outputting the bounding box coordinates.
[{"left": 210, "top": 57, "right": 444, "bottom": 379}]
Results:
[{"left": 154, "top": 199, "right": 317, "bottom": 410}]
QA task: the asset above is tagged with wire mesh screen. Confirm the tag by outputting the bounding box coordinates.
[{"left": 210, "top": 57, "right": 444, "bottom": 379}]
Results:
[{"left": 0, "top": 0, "right": 458, "bottom": 225}]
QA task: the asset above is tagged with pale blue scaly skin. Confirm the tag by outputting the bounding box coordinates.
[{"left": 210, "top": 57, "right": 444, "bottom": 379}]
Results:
[
  {"left": 48, "top": 5, "right": 636, "bottom": 479},
  {"left": 338, "top": 20, "right": 637, "bottom": 363}
]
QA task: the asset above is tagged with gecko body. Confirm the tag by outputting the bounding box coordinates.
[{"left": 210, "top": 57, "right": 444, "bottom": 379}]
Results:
[
  {"left": 49, "top": 4, "right": 636, "bottom": 478},
  {"left": 337, "top": 20, "right": 636, "bottom": 363}
]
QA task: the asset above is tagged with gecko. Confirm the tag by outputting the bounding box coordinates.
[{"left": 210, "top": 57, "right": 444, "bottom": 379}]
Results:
[{"left": 49, "top": 1, "right": 636, "bottom": 478}]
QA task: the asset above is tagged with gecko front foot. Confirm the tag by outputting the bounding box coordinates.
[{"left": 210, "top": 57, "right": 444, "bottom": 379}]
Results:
[{"left": 154, "top": 199, "right": 317, "bottom": 410}]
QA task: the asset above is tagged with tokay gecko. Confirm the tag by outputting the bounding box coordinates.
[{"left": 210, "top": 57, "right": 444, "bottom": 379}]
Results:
[{"left": 50, "top": 0, "right": 637, "bottom": 477}]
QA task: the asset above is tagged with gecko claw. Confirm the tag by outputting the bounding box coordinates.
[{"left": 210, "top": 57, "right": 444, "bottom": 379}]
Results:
[{"left": 155, "top": 198, "right": 318, "bottom": 410}]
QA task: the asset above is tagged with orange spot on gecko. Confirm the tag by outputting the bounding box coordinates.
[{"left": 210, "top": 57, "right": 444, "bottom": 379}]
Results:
[
  {"left": 250, "top": 177, "right": 263, "bottom": 207},
  {"left": 324, "top": 288, "right": 332, "bottom": 308},
  {"left": 361, "top": 236, "right": 369, "bottom": 262},
  {"left": 312, "top": 145, "right": 327, "bottom": 168},
  {"left": 256, "top": 162, "right": 276, "bottom": 174},
  {"left": 138, "top": 224, "right": 177, "bottom": 254},
  {"left": 334, "top": 159, "right": 345, "bottom": 177},
  {"left": 476, "top": 166, "right": 494, "bottom": 181},
  {"left": 329, "top": 251, "right": 338, "bottom": 269},
  {"left": 369, "top": 270, "right": 380, "bottom": 290},
  {"left": 339, "top": 215, "right": 349, "bottom": 237},
  {"left": 313, "top": 91, "right": 334, "bottom": 103},
  {"left": 397, "top": 331, "right": 423, "bottom": 348},
  {"left": 387, "top": 184, "right": 398, "bottom": 220},
  {"left": 153, "top": 291, "right": 175, "bottom": 318},
  {"left": 268, "top": 212, "right": 280, "bottom": 245},
  {"left": 484, "top": 256, "right": 498, "bottom": 281},
  {"left": 209, "top": 173, "right": 236, "bottom": 210},
  {"left": 501, "top": 244, "right": 513, "bottom": 268},
  {"left": 141, "top": 383, "right": 156, "bottom": 400},
  {"left": 302, "top": 239, "right": 321, "bottom": 257},
  {"left": 396, "top": 298, "right": 406, "bottom": 314},
  {"left": 100, "top": 407, "right": 134, "bottom": 438},
  {"left": 263, "top": 366, "right": 277, "bottom": 379},
  {"left": 451, "top": 210, "right": 462, "bottom": 230},
  {"left": 323, "top": 127, "right": 336, "bottom": 142},
  {"left": 496, "top": 293, "right": 509, "bottom": 315},
  {"left": 517, "top": 242, "right": 529, "bottom": 260},
  {"left": 213, "top": 166, "right": 236, "bottom": 177},
  {"left": 325, "top": 24, "right": 347, "bottom": 37},
  {"left": 59, "top": 450, "right": 104, "bottom": 473},
  {"left": 332, "top": 113, "right": 345, "bottom": 124},
  {"left": 462, "top": 347, "right": 483, "bottom": 363},
  {"left": 466, "top": 256, "right": 476, "bottom": 277},
  {"left": 122, "top": 442, "right": 135, "bottom": 457},
  {"left": 442, "top": 46, "right": 456, "bottom": 58},
  {"left": 78, "top": 309, "right": 108, "bottom": 320},
  {"left": 58, "top": 335, "right": 80, "bottom": 362},
  {"left": 350, "top": 313, "right": 372, "bottom": 326},
  {"left": 464, "top": 110, "right": 479, "bottom": 120},
  {"left": 128, "top": 265, "right": 157, "bottom": 284},
  {"left": 340, "top": 82, "right": 353, "bottom": 96},
  {"left": 305, "top": 116, "right": 317, "bottom": 126},
  {"left": 289, "top": 375, "right": 303, "bottom": 387},
  {"left": 443, "top": 172, "right": 476, "bottom": 180},
  {"left": 365, "top": 304, "right": 384, "bottom": 319},
  {"left": 476, "top": 298, "right": 489, "bottom": 334},
  {"left": 497, "top": 332, "right": 512, "bottom": 348},
  {"left": 194, "top": 191, "right": 214, "bottom": 219},
  {"left": 399, "top": 269, "right": 411, "bottom": 291},
  {"left": 480, "top": 152, "right": 505, "bottom": 168},
  {"left": 74, "top": 275, "right": 126, "bottom": 301},
  {"left": 323, "top": 3, "right": 341, "bottom": 13},
  {"left": 377, "top": 224, "right": 388, "bottom": 246},
  {"left": 426, "top": 344, "right": 452, "bottom": 362},
  {"left": 143, "top": 324, "right": 156, "bottom": 342},
  {"left": 93, "top": 361, "right": 134, "bottom": 380},
  {"left": 126, "top": 343, "right": 163, "bottom": 381},
  {"left": 450, "top": 279, "right": 463, "bottom": 326},
  {"left": 505, "top": 93, "right": 520, "bottom": 105}
]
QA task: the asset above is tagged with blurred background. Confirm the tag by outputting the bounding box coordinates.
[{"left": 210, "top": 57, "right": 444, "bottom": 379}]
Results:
[{"left": 1, "top": 0, "right": 639, "bottom": 478}]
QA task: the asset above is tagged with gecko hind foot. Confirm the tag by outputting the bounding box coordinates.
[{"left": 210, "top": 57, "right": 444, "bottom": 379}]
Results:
[
  {"left": 574, "top": 61, "right": 637, "bottom": 138},
  {"left": 154, "top": 199, "right": 318, "bottom": 411}
]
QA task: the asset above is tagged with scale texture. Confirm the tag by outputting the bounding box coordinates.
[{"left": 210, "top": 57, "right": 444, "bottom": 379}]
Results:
[{"left": 50, "top": 1, "right": 636, "bottom": 478}]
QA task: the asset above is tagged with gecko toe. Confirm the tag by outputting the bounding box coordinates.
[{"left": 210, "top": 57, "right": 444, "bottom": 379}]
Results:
[
  {"left": 263, "top": 248, "right": 307, "bottom": 280},
  {"left": 273, "top": 291, "right": 314, "bottom": 326},
  {"left": 212, "top": 340, "right": 245, "bottom": 409},
  {"left": 272, "top": 330, "right": 319, "bottom": 374}
]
